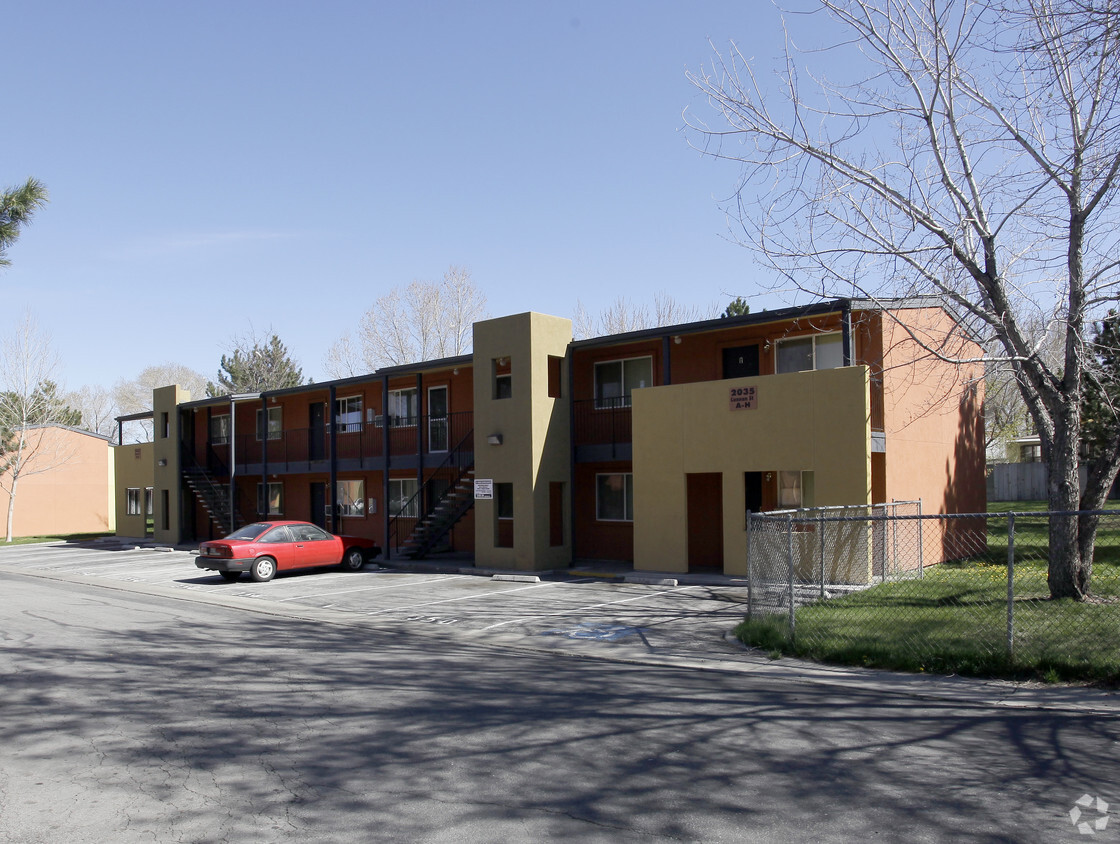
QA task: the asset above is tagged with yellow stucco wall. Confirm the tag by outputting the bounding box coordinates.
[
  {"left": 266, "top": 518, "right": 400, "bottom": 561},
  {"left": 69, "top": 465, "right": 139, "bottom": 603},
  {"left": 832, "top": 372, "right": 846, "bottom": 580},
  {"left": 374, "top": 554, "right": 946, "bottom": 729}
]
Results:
[
  {"left": 632, "top": 366, "right": 872, "bottom": 575},
  {"left": 472, "top": 312, "right": 572, "bottom": 570},
  {"left": 114, "top": 441, "right": 154, "bottom": 537},
  {"left": 152, "top": 385, "right": 190, "bottom": 544},
  {"left": 0, "top": 426, "right": 114, "bottom": 537}
]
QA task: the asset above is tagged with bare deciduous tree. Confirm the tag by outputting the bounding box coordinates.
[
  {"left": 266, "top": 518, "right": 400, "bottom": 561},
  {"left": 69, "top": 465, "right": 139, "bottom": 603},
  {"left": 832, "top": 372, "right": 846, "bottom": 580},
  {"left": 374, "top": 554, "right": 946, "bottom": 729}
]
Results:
[
  {"left": 686, "top": 0, "right": 1120, "bottom": 599},
  {"left": 113, "top": 363, "right": 208, "bottom": 442},
  {"left": 573, "top": 292, "right": 719, "bottom": 340},
  {"left": 324, "top": 266, "right": 487, "bottom": 377},
  {"left": 66, "top": 384, "right": 119, "bottom": 439},
  {"left": 0, "top": 315, "right": 76, "bottom": 541}
]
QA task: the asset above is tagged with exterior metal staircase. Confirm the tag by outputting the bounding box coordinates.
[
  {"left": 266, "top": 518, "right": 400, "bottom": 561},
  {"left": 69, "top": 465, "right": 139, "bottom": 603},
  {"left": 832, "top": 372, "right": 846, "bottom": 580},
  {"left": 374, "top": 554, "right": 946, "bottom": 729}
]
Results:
[
  {"left": 182, "top": 452, "right": 247, "bottom": 537},
  {"left": 397, "top": 468, "right": 475, "bottom": 559},
  {"left": 390, "top": 429, "right": 475, "bottom": 560}
]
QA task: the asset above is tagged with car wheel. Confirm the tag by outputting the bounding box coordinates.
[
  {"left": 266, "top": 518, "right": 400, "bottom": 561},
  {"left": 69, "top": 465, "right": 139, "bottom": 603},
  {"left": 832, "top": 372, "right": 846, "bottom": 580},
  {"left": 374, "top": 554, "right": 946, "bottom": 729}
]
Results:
[
  {"left": 342, "top": 547, "right": 366, "bottom": 571},
  {"left": 250, "top": 556, "right": 276, "bottom": 583},
  {"left": 219, "top": 571, "right": 242, "bottom": 582}
]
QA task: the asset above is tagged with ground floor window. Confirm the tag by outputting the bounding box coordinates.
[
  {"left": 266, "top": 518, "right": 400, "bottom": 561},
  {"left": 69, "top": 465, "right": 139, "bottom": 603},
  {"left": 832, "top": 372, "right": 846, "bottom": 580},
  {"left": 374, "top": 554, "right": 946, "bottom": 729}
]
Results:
[
  {"left": 257, "top": 482, "right": 284, "bottom": 516},
  {"left": 777, "top": 471, "right": 814, "bottom": 509},
  {"left": 126, "top": 488, "right": 141, "bottom": 515},
  {"left": 495, "top": 481, "right": 514, "bottom": 547},
  {"left": 336, "top": 479, "right": 365, "bottom": 517},
  {"left": 596, "top": 473, "right": 634, "bottom": 521},
  {"left": 389, "top": 478, "right": 418, "bottom": 517}
]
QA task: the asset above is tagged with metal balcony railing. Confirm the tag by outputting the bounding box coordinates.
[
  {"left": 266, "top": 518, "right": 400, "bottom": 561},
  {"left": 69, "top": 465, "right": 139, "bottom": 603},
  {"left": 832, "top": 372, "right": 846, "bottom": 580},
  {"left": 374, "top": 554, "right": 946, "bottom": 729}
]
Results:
[
  {"left": 195, "top": 411, "right": 474, "bottom": 474},
  {"left": 573, "top": 398, "right": 632, "bottom": 448}
]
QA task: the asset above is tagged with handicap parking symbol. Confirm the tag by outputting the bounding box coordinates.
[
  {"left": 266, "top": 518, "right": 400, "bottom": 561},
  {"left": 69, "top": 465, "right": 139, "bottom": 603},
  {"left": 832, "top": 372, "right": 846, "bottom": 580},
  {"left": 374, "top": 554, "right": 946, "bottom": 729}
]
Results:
[{"left": 542, "top": 622, "right": 648, "bottom": 642}]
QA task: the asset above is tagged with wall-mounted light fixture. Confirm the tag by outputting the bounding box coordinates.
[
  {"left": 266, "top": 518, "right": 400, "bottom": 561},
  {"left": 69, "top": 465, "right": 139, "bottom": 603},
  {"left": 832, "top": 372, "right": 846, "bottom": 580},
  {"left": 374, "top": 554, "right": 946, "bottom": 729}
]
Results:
[
  {"left": 157, "top": 459, "right": 168, "bottom": 467},
  {"left": 453, "top": 367, "right": 459, "bottom": 375},
  {"left": 487, "top": 433, "right": 503, "bottom": 446},
  {"left": 765, "top": 472, "right": 773, "bottom": 482},
  {"left": 673, "top": 335, "right": 682, "bottom": 345},
  {"left": 763, "top": 339, "right": 772, "bottom": 352}
]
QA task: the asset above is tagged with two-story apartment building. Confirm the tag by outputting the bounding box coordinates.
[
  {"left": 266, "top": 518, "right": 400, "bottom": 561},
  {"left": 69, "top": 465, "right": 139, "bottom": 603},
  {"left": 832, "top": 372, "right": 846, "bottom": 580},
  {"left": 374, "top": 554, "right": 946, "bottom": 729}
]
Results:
[{"left": 118, "top": 299, "right": 985, "bottom": 578}]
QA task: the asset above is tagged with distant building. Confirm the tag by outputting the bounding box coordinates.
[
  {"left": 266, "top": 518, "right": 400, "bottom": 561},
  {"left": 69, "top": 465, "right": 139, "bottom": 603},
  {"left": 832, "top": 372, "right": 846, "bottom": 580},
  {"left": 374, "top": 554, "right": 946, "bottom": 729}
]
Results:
[{"left": 1, "top": 425, "right": 115, "bottom": 537}]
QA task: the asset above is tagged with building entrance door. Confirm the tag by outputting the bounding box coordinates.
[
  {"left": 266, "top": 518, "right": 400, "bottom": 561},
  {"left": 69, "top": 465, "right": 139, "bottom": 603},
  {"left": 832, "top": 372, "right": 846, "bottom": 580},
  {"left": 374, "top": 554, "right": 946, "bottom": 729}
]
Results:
[
  {"left": 309, "top": 403, "right": 326, "bottom": 461},
  {"left": 310, "top": 482, "right": 326, "bottom": 528},
  {"left": 687, "top": 472, "right": 724, "bottom": 570},
  {"left": 722, "top": 345, "right": 760, "bottom": 379}
]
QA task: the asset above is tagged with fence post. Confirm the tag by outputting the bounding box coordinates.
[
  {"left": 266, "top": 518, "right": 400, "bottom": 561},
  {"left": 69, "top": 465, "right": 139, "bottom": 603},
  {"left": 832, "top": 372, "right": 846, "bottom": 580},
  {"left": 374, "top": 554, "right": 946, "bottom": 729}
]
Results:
[
  {"left": 891, "top": 500, "right": 899, "bottom": 578},
  {"left": 819, "top": 514, "right": 826, "bottom": 601},
  {"left": 746, "top": 511, "right": 753, "bottom": 622},
  {"left": 787, "top": 512, "right": 796, "bottom": 642},
  {"left": 917, "top": 499, "right": 924, "bottom": 578},
  {"left": 1007, "top": 513, "right": 1015, "bottom": 660}
]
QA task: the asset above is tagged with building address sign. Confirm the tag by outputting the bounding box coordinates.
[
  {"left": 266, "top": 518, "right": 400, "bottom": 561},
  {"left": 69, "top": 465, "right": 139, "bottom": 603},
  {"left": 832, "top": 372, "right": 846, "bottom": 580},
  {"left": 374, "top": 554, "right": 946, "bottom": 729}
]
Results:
[{"left": 729, "top": 385, "right": 757, "bottom": 411}]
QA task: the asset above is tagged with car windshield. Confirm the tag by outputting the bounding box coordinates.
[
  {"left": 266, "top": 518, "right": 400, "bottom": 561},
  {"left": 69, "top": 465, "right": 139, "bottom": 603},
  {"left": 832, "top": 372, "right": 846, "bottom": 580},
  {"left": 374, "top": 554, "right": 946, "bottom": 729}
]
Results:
[{"left": 224, "top": 523, "right": 273, "bottom": 541}]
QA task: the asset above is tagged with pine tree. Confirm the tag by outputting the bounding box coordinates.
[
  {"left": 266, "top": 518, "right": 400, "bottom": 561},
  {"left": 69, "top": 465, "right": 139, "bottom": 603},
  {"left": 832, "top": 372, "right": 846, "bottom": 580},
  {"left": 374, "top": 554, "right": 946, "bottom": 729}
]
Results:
[{"left": 206, "top": 334, "right": 306, "bottom": 397}]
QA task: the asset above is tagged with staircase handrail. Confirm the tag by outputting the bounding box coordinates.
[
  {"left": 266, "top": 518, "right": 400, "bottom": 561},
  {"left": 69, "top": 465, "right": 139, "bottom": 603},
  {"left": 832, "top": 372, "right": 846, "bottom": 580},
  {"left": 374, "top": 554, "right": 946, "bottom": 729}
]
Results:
[{"left": 388, "top": 428, "right": 475, "bottom": 556}]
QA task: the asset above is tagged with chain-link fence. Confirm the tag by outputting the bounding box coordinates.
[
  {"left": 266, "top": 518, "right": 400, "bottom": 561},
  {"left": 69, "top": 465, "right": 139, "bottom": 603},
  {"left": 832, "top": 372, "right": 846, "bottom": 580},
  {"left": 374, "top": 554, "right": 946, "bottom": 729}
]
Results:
[{"left": 744, "top": 507, "right": 1120, "bottom": 681}]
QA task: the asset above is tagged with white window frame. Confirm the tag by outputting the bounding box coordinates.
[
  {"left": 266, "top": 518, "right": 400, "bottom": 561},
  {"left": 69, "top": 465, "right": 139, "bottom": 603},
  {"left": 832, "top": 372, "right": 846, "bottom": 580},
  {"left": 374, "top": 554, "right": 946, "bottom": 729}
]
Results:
[
  {"left": 593, "top": 356, "right": 652, "bottom": 409},
  {"left": 126, "top": 488, "right": 141, "bottom": 516},
  {"left": 595, "top": 473, "right": 634, "bottom": 522},
  {"left": 384, "top": 388, "right": 419, "bottom": 428},
  {"left": 775, "top": 332, "right": 844, "bottom": 374},
  {"left": 336, "top": 479, "right": 366, "bottom": 517},
  {"left": 335, "top": 396, "right": 363, "bottom": 433},
  {"left": 256, "top": 482, "right": 284, "bottom": 516},
  {"left": 209, "top": 413, "right": 231, "bottom": 445},
  {"left": 256, "top": 406, "right": 282, "bottom": 441},
  {"left": 389, "top": 478, "right": 419, "bottom": 518}
]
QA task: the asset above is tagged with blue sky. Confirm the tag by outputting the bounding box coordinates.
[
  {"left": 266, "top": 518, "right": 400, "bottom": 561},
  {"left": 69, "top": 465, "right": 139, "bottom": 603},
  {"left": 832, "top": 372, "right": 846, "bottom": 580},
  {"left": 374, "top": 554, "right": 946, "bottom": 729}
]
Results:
[{"left": 3, "top": 1, "right": 794, "bottom": 390}]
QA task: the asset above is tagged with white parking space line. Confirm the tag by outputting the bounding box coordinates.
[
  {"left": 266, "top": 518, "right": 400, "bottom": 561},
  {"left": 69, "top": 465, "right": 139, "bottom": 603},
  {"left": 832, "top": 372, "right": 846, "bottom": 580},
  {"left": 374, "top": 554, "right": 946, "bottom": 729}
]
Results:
[
  {"left": 480, "top": 584, "right": 709, "bottom": 630},
  {"left": 272, "top": 575, "right": 463, "bottom": 602},
  {"left": 92, "top": 564, "right": 195, "bottom": 577},
  {"left": 356, "top": 579, "right": 563, "bottom": 617}
]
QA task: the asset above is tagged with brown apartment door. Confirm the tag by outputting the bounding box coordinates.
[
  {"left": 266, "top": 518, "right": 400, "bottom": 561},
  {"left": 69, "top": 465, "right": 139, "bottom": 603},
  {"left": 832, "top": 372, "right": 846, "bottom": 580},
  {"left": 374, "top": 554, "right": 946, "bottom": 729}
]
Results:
[
  {"left": 309, "top": 403, "right": 326, "bottom": 461},
  {"left": 687, "top": 473, "right": 724, "bottom": 570}
]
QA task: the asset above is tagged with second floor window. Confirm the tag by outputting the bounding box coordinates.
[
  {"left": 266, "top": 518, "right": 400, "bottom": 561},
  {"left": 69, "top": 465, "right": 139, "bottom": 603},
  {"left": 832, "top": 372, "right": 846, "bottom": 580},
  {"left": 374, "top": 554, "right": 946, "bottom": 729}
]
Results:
[
  {"left": 256, "top": 407, "right": 282, "bottom": 440},
  {"left": 335, "top": 396, "right": 362, "bottom": 433},
  {"left": 776, "top": 333, "right": 843, "bottom": 374},
  {"left": 386, "top": 389, "right": 419, "bottom": 427},
  {"left": 594, "top": 357, "right": 652, "bottom": 409},
  {"left": 209, "top": 414, "right": 230, "bottom": 445}
]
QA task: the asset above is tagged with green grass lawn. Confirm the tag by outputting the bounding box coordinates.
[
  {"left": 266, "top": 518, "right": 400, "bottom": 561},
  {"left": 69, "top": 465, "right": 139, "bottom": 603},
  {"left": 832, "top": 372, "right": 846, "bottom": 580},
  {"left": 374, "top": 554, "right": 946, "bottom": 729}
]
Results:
[
  {"left": 739, "top": 505, "right": 1120, "bottom": 684},
  {"left": 2, "top": 532, "right": 112, "bottom": 546}
]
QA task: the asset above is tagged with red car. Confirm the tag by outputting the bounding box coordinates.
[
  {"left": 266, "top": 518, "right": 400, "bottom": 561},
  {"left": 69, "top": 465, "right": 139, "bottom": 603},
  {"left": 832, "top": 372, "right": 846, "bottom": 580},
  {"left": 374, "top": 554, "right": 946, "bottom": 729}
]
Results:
[{"left": 196, "top": 521, "right": 382, "bottom": 583}]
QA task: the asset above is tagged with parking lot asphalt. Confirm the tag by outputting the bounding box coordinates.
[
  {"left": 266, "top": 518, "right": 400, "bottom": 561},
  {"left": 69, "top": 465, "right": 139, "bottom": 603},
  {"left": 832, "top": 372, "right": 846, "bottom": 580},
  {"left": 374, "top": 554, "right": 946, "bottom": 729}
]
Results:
[{"left": 2, "top": 537, "right": 1118, "bottom": 715}]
